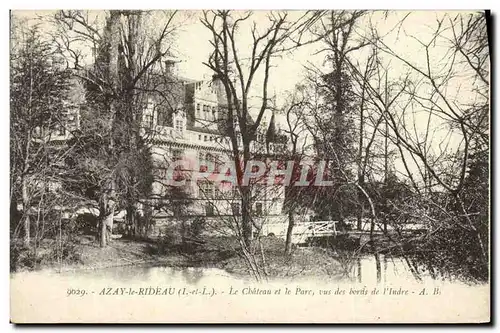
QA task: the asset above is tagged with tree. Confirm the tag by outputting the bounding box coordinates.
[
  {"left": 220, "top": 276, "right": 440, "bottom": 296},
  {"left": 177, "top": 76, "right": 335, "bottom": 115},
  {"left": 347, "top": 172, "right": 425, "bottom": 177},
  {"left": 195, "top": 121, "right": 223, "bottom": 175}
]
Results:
[
  {"left": 279, "top": 85, "right": 312, "bottom": 255},
  {"left": 10, "top": 22, "right": 74, "bottom": 247},
  {"left": 303, "top": 11, "right": 367, "bottom": 225},
  {"left": 346, "top": 11, "right": 489, "bottom": 280},
  {"left": 53, "top": 10, "right": 179, "bottom": 246},
  {"left": 200, "top": 10, "right": 322, "bottom": 248}
]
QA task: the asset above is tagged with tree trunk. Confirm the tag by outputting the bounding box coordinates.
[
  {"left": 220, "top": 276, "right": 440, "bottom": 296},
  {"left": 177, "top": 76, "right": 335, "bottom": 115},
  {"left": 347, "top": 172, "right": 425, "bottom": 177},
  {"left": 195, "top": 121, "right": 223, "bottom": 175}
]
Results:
[
  {"left": 99, "top": 216, "right": 107, "bottom": 247},
  {"left": 127, "top": 204, "right": 137, "bottom": 238},
  {"left": 284, "top": 209, "right": 295, "bottom": 255},
  {"left": 21, "top": 177, "right": 30, "bottom": 247},
  {"left": 374, "top": 251, "right": 381, "bottom": 283},
  {"left": 356, "top": 257, "right": 362, "bottom": 283},
  {"left": 100, "top": 207, "right": 115, "bottom": 247},
  {"left": 241, "top": 186, "right": 253, "bottom": 248},
  {"left": 105, "top": 207, "right": 114, "bottom": 243},
  {"left": 10, "top": 192, "right": 20, "bottom": 228}
]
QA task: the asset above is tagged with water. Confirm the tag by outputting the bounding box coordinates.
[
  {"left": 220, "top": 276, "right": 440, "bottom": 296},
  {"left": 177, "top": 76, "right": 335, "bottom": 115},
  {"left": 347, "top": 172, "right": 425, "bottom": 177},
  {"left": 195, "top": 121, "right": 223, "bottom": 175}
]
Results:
[
  {"left": 10, "top": 256, "right": 489, "bottom": 323},
  {"left": 11, "top": 253, "right": 433, "bottom": 286}
]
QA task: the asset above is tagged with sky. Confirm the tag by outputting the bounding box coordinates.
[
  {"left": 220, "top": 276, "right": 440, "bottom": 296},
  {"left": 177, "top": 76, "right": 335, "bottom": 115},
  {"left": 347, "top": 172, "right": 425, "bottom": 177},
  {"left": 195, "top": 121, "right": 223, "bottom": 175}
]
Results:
[{"left": 10, "top": 10, "right": 488, "bottom": 185}]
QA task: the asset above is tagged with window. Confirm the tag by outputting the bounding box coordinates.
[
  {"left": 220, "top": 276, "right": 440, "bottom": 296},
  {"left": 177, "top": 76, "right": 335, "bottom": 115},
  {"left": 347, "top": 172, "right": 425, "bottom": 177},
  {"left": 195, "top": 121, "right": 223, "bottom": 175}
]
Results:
[
  {"left": 204, "top": 135, "right": 208, "bottom": 142},
  {"left": 157, "top": 108, "right": 169, "bottom": 127},
  {"left": 145, "top": 114, "right": 154, "bottom": 128},
  {"left": 56, "top": 124, "right": 66, "bottom": 136},
  {"left": 199, "top": 181, "right": 214, "bottom": 199},
  {"left": 255, "top": 203, "right": 263, "bottom": 216},
  {"left": 172, "top": 149, "right": 183, "bottom": 161},
  {"left": 157, "top": 168, "right": 168, "bottom": 179},
  {"left": 205, "top": 202, "right": 215, "bottom": 216},
  {"left": 173, "top": 204, "right": 183, "bottom": 217},
  {"left": 196, "top": 104, "right": 201, "bottom": 118},
  {"left": 215, "top": 186, "right": 222, "bottom": 199},
  {"left": 206, "top": 153, "right": 215, "bottom": 171},
  {"left": 198, "top": 135, "right": 202, "bottom": 141},
  {"left": 232, "top": 186, "right": 240, "bottom": 198},
  {"left": 213, "top": 153, "right": 221, "bottom": 172},
  {"left": 175, "top": 119, "right": 184, "bottom": 132},
  {"left": 231, "top": 203, "right": 241, "bottom": 216}
]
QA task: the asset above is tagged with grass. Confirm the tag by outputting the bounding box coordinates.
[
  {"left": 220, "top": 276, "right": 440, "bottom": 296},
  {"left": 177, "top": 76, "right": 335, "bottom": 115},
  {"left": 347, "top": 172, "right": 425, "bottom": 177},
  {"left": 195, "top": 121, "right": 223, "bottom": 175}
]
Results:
[
  {"left": 220, "top": 236, "right": 345, "bottom": 279},
  {"left": 12, "top": 234, "right": 345, "bottom": 280}
]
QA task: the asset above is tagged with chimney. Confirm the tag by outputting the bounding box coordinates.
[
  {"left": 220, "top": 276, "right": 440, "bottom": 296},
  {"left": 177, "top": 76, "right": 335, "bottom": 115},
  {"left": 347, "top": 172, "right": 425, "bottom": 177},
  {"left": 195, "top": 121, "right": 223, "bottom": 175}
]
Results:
[{"left": 165, "top": 59, "right": 176, "bottom": 76}]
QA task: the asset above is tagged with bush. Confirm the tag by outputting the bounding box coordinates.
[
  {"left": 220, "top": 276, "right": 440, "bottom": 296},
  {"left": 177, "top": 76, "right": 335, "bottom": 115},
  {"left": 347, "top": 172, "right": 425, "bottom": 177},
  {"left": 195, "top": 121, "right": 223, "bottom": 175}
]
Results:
[{"left": 10, "top": 238, "right": 82, "bottom": 272}]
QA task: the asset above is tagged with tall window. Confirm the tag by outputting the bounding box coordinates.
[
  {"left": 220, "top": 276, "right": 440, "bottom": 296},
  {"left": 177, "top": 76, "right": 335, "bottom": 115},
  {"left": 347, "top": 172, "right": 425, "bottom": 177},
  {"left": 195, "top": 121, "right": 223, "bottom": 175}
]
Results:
[
  {"left": 145, "top": 114, "right": 154, "bottom": 128},
  {"left": 231, "top": 203, "right": 241, "bottom": 216},
  {"left": 156, "top": 104, "right": 172, "bottom": 126},
  {"left": 232, "top": 186, "right": 240, "bottom": 198},
  {"left": 205, "top": 153, "right": 215, "bottom": 171},
  {"left": 255, "top": 203, "right": 263, "bottom": 216},
  {"left": 204, "top": 105, "right": 209, "bottom": 119},
  {"left": 213, "top": 153, "right": 221, "bottom": 172},
  {"left": 205, "top": 202, "right": 215, "bottom": 216},
  {"left": 175, "top": 119, "right": 184, "bottom": 132},
  {"left": 215, "top": 186, "right": 222, "bottom": 199},
  {"left": 212, "top": 107, "right": 217, "bottom": 121},
  {"left": 173, "top": 204, "right": 183, "bottom": 217}
]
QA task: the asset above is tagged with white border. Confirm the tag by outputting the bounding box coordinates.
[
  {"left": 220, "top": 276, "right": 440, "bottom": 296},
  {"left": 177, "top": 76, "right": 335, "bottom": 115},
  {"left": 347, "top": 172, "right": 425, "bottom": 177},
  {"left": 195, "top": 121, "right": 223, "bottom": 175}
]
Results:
[{"left": 2, "top": 1, "right": 498, "bottom": 331}]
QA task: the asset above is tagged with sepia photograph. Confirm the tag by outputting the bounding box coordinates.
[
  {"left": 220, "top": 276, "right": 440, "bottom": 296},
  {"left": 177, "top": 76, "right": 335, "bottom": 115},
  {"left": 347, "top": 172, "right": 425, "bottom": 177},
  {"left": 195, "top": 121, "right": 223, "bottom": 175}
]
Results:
[{"left": 9, "top": 9, "right": 491, "bottom": 323}]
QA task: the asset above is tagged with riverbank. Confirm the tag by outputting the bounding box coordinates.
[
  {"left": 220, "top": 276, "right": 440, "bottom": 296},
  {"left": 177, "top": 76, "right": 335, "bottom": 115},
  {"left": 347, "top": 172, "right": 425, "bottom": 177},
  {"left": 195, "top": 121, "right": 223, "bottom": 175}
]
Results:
[{"left": 11, "top": 235, "right": 346, "bottom": 280}]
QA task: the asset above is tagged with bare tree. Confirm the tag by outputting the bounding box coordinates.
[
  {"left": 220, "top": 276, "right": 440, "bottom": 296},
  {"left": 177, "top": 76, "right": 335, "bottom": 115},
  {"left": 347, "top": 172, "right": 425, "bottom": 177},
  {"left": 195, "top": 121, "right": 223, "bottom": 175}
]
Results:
[
  {"left": 345, "top": 11, "right": 489, "bottom": 280},
  {"left": 200, "top": 10, "right": 322, "bottom": 248}
]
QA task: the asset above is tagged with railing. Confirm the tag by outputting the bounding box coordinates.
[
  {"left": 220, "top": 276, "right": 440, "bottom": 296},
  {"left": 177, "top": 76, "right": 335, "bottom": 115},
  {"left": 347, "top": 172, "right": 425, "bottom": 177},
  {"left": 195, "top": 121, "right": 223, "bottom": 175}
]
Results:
[{"left": 261, "top": 220, "right": 340, "bottom": 244}]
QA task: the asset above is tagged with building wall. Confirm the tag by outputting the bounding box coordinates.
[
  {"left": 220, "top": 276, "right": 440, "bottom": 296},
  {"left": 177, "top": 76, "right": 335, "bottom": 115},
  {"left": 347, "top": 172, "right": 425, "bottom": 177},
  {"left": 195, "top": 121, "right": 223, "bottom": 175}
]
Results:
[{"left": 141, "top": 77, "right": 288, "bottom": 232}]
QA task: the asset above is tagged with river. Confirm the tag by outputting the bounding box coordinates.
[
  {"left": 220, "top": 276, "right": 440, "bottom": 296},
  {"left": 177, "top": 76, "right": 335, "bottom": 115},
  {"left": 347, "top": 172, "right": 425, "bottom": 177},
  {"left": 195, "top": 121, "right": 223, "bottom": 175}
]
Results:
[{"left": 10, "top": 253, "right": 489, "bottom": 323}]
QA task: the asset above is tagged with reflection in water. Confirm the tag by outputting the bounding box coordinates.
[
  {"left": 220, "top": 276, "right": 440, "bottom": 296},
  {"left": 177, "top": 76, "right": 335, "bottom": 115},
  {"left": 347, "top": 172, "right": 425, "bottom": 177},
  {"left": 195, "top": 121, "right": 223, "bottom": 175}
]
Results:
[
  {"left": 356, "top": 258, "right": 362, "bottom": 283},
  {"left": 349, "top": 254, "right": 435, "bottom": 285},
  {"left": 51, "top": 265, "right": 246, "bottom": 286},
  {"left": 40, "top": 254, "right": 433, "bottom": 286}
]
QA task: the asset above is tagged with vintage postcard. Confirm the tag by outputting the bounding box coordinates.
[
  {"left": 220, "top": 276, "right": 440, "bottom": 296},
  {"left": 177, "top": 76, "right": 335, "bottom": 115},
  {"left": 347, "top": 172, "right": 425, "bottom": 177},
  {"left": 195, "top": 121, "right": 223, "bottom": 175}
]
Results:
[{"left": 9, "top": 9, "right": 490, "bottom": 323}]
